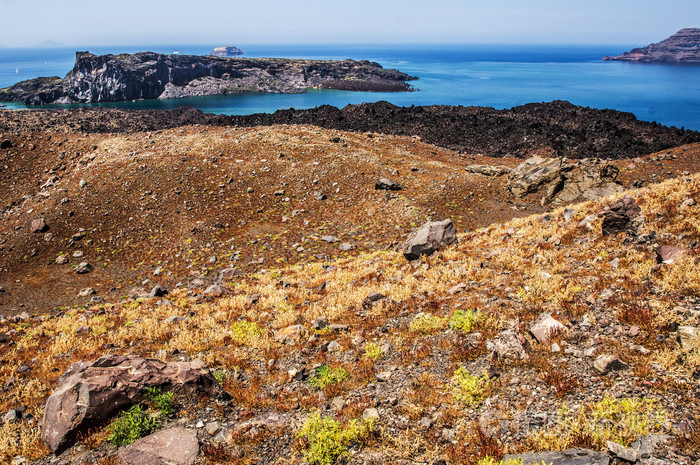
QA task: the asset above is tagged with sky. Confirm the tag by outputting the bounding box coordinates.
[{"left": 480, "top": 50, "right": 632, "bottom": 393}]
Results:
[{"left": 0, "top": 0, "right": 698, "bottom": 47}]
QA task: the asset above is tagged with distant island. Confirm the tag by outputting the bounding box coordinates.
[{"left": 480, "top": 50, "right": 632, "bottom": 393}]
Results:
[
  {"left": 36, "top": 39, "right": 66, "bottom": 48},
  {"left": 210, "top": 45, "right": 244, "bottom": 57},
  {"left": 0, "top": 51, "right": 417, "bottom": 105},
  {"left": 603, "top": 27, "right": 700, "bottom": 63}
]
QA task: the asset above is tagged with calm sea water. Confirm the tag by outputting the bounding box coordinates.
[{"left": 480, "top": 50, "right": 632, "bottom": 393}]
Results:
[{"left": 1, "top": 43, "right": 699, "bottom": 130}]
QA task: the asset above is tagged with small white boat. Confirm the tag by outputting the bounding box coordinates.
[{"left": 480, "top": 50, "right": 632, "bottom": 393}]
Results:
[{"left": 172, "top": 51, "right": 180, "bottom": 55}]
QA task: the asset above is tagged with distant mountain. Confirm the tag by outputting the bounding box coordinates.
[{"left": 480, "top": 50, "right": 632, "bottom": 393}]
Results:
[
  {"left": 603, "top": 28, "right": 700, "bottom": 63},
  {"left": 36, "top": 39, "right": 65, "bottom": 48}
]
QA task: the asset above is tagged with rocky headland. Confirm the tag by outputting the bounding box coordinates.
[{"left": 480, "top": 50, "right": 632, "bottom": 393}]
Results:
[
  {"left": 210, "top": 45, "right": 244, "bottom": 57},
  {"left": 0, "top": 51, "right": 416, "bottom": 105},
  {"left": 603, "top": 27, "right": 700, "bottom": 63}
]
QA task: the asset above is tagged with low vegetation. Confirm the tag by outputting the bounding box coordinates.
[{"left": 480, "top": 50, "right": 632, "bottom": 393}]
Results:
[{"left": 1, "top": 139, "right": 699, "bottom": 463}]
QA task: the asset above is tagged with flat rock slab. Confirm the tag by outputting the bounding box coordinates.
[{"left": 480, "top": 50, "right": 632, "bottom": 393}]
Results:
[
  {"left": 505, "top": 448, "right": 610, "bottom": 465},
  {"left": 117, "top": 427, "right": 199, "bottom": 465},
  {"left": 41, "top": 355, "right": 219, "bottom": 453}
]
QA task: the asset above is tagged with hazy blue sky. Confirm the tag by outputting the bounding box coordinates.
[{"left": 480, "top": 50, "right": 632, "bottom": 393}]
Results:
[{"left": 0, "top": 0, "right": 698, "bottom": 47}]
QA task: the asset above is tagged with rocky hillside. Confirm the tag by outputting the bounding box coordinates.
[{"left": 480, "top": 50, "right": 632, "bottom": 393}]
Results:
[
  {"left": 2, "top": 100, "right": 699, "bottom": 159},
  {"left": 604, "top": 28, "right": 700, "bottom": 63},
  {"left": 1, "top": 154, "right": 699, "bottom": 464},
  {"left": 0, "top": 52, "right": 416, "bottom": 105}
]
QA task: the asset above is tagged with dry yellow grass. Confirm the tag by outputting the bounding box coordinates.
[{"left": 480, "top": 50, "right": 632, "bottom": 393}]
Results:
[{"left": 1, "top": 172, "right": 699, "bottom": 462}]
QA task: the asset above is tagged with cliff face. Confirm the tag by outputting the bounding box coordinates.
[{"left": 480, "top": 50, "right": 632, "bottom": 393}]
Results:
[
  {"left": 603, "top": 27, "right": 700, "bottom": 63},
  {"left": 0, "top": 51, "right": 417, "bottom": 105}
]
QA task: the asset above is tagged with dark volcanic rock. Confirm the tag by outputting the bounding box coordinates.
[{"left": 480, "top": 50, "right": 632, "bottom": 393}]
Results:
[
  {"left": 375, "top": 177, "right": 402, "bottom": 191},
  {"left": 1, "top": 100, "right": 696, "bottom": 159},
  {"left": 41, "top": 354, "right": 220, "bottom": 453},
  {"left": 602, "top": 195, "right": 642, "bottom": 236},
  {"left": 604, "top": 28, "right": 700, "bottom": 63},
  {"left": 0, "top": 51, "right": 416, "bottom": 105}
]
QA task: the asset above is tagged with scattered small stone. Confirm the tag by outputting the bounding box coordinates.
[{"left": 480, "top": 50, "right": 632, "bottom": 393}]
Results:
[
  {"left": 245, "top": 293, "right": 261, "bottom": 306},
  {"left": 76, "top": 326, "right": 90, "bottom": 335},
  {"left": 206, "top": 421, "right": 221, "bottom": 436},
  {"left": 593, "top": 354, "right": 629, "bottom": 374},
  {"left": 311, "top": 317, "right": 329, "bottom": 330},
  {"left": 530, "top": 314, "right": 566, "bottom": 344},
  {"left": 274, "top": 325, "right": 304, "bottom": 344},
  {"left": 363, "top": 291, "right": 387, "bottom": 309},
  {"left": 680, "top": 198, "right": 696, "bottom": 207},
  {"left": 607, "top": 440, "right": 638, "bottom": 463},
  {"left": 448, "top": 283, "right": 466, "bottom": 295},
  {"left": 362, "top": 407, "right": 380, "bottom": 421},
  {"left": 327, "top": 341, "right": 340, "bottom": 353},
  {"left": 78, "top": 288, "right": 96, "bottom": 297},
  {"left": 74, "top": 262, "right": 93, "bottom": 274},
  {"left": 204, "top": 285, "right": 224, "bottom": 297},
  {"left": 16, "top": 365, "right": 30, "bottom": 374},
  {"left": 3, "top": 409, "right": 19, "bottom": 423},
  {"left": 313, "top": 191, "right": 327, "bottom": 200},
  {"left": 329, "top": 324, "right": 349, "bottom": 332},
  {"left": 30, "top": 219, "right": 48, "bottom": 233},
  {"left": 338, "top": 242, "right": 354, "bottom": 251},
  {"left": 149, "top": 285, "right": 168, "bottom": 298},
  {"left": 375, "top": 177, "right": 402, "bottom": 191},
  {"left": 72, "top": 251, "right": 84, "bottom": 258},
  {"left": 654, "top": 245, "right": 684, "bottom": 264},
  {"left": 321, "top": 235, "right": 340, "bottom": 243},
  {"left": 164, "top": 316, "right": 185, "bottom": 324},
  {"left": 55, "top": 255, "right": 69, "bottom": 265}
]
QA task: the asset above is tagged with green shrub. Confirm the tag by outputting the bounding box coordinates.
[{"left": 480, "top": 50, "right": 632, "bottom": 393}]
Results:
[
  {"left": 309, "top": 364, "right": 349, "bottom": 389},
  {"left": 145, "top": 387, "right": 175, "bottom": 417},
  {"left": 450, "top": 367, "right": 490, "bottom": 405},
  {"left": 528, "top": 396, "right": 668, "bottom": 450},
  {"left": 212, "top": 369, "right": 227, "bottom": 385},
  {"left": 449, "top": 309, "right": 483, "bottom": 333},
  {"left": 409, "top": 313, "right": 448, "bottom": 334},
  {"left": 363, "top": 342, "right": 383, "bottom": 361},
  {"left": 107, "top": 405, "right": 159, "bottom": 447},
  {"left": 230, "top": 320, "right": 266, "bottom": 344},
  {"left": 297, "top": 412, "right": 375, "bottom": 465}
]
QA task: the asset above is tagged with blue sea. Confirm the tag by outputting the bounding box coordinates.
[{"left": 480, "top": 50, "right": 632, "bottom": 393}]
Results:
[{"left": 1, "top": 43, "right": 699, "bottom": 131}]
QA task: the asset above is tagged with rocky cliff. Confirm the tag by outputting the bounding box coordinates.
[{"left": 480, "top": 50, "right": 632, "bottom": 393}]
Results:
[
  {"left": 603, "top": 27, "right": 700, "bottom": 63},
  {"left": 0, "top": 51, "right": 416, "bottom": 105}
]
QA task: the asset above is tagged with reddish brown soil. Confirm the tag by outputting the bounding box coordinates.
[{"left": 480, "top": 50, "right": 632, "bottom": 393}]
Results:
[{"left": 1, "top": 122, "right": 699, "bottom": 315}]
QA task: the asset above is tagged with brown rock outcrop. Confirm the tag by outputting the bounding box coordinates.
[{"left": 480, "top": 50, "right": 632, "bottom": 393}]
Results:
[
  {"left": 41, "top": 355, "right": 220, "bottom": 453},
  {"left": 402, "top": 219, "right": 458, "bottom": 261},
  {"left": 117, "top": 427, "right": 199, "bottom": 465}
]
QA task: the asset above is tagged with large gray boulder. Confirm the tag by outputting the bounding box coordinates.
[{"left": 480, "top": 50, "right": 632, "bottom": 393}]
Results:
[
  {"left": 508, "top": 157, "right": 623, "bottom": 206},
  {"left": 553, "top": 159, "right": 623, "bottom": 206},
  {"left": 401, "top": 219, "right": 458, "bottom": 260},
  {"left": 507, "top": 156, "right": 564, "bottom": 198},
  {"left": 41, "top": 355, "right": 220, "bottom": 453},
  {"left": 117, "top": 427, "right": 199, "bottom": 465}
]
